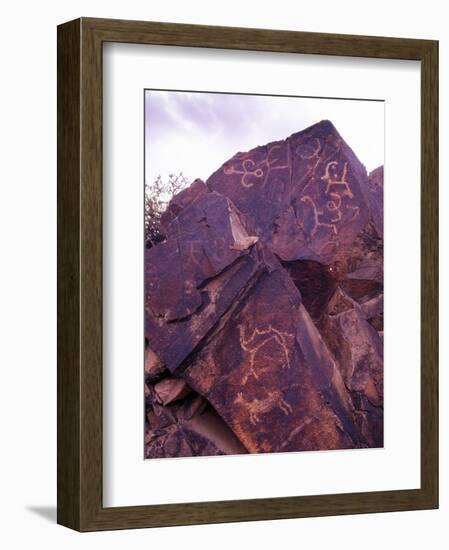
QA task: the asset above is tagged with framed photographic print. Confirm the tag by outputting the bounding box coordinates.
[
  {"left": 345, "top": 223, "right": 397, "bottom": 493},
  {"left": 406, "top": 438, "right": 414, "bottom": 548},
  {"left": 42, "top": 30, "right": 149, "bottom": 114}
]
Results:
[{"left": 57, "top": 17, "right": 438, "bottom": 531}]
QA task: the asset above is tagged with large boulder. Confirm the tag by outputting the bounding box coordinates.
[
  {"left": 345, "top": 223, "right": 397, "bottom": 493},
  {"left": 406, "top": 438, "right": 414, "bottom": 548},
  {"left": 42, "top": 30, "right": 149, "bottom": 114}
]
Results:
[
  {"left": 364, "top": 165, "right": 384, "bottom": 238},
  {"left": 145, "top": 191, "right": 258, "bottom": 372},
  {"left": 207, "top": 120, "right": 370, "bottom": 265},
  {"left": 144, "top": 120, "right": 384, "bottom": 457},
  {"left": 181, "top": 249, "right": 360, "bottom": 453},
  {"left": 145, "top": 384, "right": 247, "bottom": 458},
  {"left": 319, "top": 287, "right": 384, "bottom": 447}
]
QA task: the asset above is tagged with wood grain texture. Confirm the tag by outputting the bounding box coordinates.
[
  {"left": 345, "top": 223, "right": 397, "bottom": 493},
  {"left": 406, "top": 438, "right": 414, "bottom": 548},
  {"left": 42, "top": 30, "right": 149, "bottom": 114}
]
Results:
[
  {"left": 420, "top": 40, "right": 439, "bottom": 505},
  {"left": 57, "top": 18, "right": 81, "bottom": 531},
  {"left": 57, "top": 17, "right": 439, "bottom": 532}
]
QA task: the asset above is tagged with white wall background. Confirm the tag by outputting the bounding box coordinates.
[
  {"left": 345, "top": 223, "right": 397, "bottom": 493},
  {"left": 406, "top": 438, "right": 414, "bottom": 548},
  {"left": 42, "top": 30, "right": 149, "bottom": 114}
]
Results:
[{"left": 0, "top": 1, "right": 446, "bottom": 548}]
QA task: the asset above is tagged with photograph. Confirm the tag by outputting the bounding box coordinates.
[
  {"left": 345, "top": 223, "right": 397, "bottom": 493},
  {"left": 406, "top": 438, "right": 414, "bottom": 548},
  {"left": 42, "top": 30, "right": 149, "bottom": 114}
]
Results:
[
  {"left": 46, "top": 8, "right": 439, "bottom": 536},
  {"left": 51, "top": 10, "right": 438, "bottom": 535},
  {"left": 143, "top": 90, "right": 384, "bottom": 459}
]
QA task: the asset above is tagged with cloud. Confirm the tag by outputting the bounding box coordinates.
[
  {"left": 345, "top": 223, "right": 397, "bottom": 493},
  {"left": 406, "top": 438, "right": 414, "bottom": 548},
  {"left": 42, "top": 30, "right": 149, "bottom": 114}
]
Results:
[{"left": 145, "top": 90, "right": 384, "bottom": 186}]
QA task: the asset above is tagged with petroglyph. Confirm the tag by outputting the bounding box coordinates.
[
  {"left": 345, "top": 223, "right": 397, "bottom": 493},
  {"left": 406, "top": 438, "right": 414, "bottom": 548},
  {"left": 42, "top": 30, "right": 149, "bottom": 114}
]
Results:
[
  {"left": 296, "top": 138, "right": 322, "bottom": 190},
  {"left": 296, "top": 137, "right": 321, "bottom": 160},
  {"left": 326, "top": 192, "right": 343, "bottom": 223},
  {"left": 299, "top": 157, "right": 360, "bottom": 240},
  {"left": 224, "top": 159, "right": 264, "bottom": 188},
  {"left": 224, "top": 144, "right": 290, "bottom": 189},
  {"left": 146, "top": 120, "right": 383, "bottom": 458},
  {"left": 300, "top": 195, "right": 338, "bottom": 237},
  {"left": 321, "top": 161, "right": 354, "bottom": 198},
  {"left": 280, "top": 416, "right": 318, "bottom": 449},
  {"left": 239, "top": 324, "right": 294, "bottom": 385},
  {"left": 296, "top": 135, "right": 343, "bottom": 192},
  {"left": 234, "top": 390, "right": 293, "bottom": 425}
]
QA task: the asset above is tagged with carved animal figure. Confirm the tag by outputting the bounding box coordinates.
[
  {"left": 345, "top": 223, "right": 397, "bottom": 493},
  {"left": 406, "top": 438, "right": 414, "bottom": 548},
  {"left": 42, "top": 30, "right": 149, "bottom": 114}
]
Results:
[
  {"left": 234, "top": 390, "right": 293, "bottom": 425},
  {"left": 238, "top": 324, "right": 293, "bottom": 384}
]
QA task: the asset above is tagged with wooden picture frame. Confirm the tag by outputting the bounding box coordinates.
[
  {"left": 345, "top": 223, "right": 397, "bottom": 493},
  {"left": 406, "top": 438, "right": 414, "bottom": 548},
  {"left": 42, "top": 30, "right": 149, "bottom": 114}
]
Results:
[{"left": 57, "top": 17, "right": 438, "bottom": 531}]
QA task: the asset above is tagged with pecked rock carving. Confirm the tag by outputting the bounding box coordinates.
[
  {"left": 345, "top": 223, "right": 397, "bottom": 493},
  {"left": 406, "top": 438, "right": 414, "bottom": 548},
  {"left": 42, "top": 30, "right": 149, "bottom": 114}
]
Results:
[
  {"left": 145, "top": 120, "right": 383, "bottom": 457},
  {"left": 207, "top": 120, "right": 370, "bottom": 265}
]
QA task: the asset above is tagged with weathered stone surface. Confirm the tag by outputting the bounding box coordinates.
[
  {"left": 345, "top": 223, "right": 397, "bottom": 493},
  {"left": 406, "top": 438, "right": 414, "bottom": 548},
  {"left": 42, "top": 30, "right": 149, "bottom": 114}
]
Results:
[
  {"left": 144, "top": 120, "right": 383, "bottom": 458},
  {"left": 145, "top": 384, "right": 247, "bottom": 458},
  {"left": 154, "top": 377, "right": 192, "bottom": 405},
  {"left": 160, "top": 178, "right": 208, "bottom": 231},
  {"left": 282, "top": 259, "right": 338, "bottom": 321},
  {"left": 364, "top": 166, "right": 384, "bottom": 237},
  {"left": 341, "top": 221, "right": 383, "bottom": 304},
  {"left": 144, "top": 345, "right": 167, "bottom": 382},
  {"left": 145, "top": 191, "right": 259, "bottom": 372},
  {"left": 181, "top": 251, "right": 359, "bottom": 453},
  {"left": 319, "top": 287, "right": 383, "bottom": 447},
  {"left": 145, "top": 388, "right": 222, "bottom": 458},
  {"left": 341, "top": 166, "right": 383, "bottom": 301},
  {"left": 360, "top": 292, "right": 384, "bottom": 332},
  {"left": 207, "top": 120, "right": 370, "bottom": 265}
]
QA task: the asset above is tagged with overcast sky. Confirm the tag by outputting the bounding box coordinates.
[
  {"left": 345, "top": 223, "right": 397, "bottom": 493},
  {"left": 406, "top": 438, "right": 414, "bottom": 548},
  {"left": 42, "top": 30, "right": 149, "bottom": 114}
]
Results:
[{"left": 145, "top": 90, "right": 384, "bottom": 188}]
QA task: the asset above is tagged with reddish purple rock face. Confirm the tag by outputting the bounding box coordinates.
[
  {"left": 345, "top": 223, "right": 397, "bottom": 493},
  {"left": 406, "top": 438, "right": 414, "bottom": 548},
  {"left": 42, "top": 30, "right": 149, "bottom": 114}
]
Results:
[
  {"left": 207, "top": 120, "right": 370, "bottom": 265},
  {"left": 144, "top": 120, "right": 383, "bottom": 458}
]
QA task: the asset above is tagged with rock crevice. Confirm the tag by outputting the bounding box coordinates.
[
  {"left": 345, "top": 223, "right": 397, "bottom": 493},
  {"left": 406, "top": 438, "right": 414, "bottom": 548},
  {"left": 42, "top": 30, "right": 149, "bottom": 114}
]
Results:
[{"left": 145, "top": 120, "right": 384, "bottom": 457}]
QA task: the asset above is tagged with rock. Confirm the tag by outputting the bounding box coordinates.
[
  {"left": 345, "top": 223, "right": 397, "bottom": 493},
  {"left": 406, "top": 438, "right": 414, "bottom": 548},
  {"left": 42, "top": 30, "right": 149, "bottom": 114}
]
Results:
[
  {"left": 340, "top": 166, "right": 383, "bottom": 303},
  {"left": 364, "top": 166, "right": 384, "bottom": 237},
  {"left": 207, "top": 120, "right": 370, "bottom": 265},
  {"left": 144, "top": 345, "right": 167, "bottom": 382},
  {"left": 341, "top": 221, "right": 383, "bottom": 303},
  {"left": 360, "top": 292, "right": 384, "bottom": 332},
  {"left": 145, "top": 386, "right": 247, "bottom": 458},
  {"left": 154, "top": 377, "right": 192, "bottom": 405},
  {"left": 181, "top": 250, "right": 359, "bottom": 453},
  {"left": 281, "top": 259, "right": 338, "bottom": 321},
  {"left": 186, "top": 406, "right": 248, "bottom": 456},
  {"left": 319, "top": 287, "right": 383, "bottom": 447},
  {"left": 144, "top": 119, "right": 384, "bottom": 456},
  {"left": 160, "top": 178, "right": 208, "bottom": 231},
  {"left": 145, "top": 191, "right": 259, "bottom": 372}
]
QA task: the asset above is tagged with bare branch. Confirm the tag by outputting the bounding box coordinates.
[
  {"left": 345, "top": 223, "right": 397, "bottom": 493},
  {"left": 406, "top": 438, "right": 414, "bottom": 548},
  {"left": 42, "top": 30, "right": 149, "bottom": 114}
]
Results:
[{"left": 145, "top": 173, "right": 190, "bottom": 248}]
